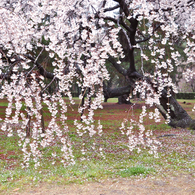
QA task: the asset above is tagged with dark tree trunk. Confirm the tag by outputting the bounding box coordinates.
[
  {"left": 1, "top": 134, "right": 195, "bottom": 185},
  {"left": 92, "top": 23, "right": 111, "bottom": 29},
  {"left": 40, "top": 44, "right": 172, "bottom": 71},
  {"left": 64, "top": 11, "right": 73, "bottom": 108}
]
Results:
[
  {"left": 103, "top": 85, "right": 131, "bottom": 98},
  {"left": 157, "top": 90, "right": 195, "bottom": 129},
  {"left": 118, "top": 94, "right": 132, "bottom": 104}
]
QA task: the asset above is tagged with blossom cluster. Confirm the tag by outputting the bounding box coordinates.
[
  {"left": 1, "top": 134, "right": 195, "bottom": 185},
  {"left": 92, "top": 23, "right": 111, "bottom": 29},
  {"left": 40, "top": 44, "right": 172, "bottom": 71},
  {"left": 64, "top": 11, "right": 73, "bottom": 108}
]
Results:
[{"left": 120, "top": 117, "right": 161, "bottom": 157}]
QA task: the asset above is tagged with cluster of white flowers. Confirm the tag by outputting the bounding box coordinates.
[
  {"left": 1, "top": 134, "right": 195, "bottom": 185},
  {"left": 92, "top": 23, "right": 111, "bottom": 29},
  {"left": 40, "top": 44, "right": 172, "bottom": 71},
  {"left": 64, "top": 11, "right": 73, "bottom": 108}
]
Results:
[
  {"left": 120, "top": 118, "right": 161, "bottom": 156},
  {"left": 183, "top": 69, "right": 195, "bottom": 82}
]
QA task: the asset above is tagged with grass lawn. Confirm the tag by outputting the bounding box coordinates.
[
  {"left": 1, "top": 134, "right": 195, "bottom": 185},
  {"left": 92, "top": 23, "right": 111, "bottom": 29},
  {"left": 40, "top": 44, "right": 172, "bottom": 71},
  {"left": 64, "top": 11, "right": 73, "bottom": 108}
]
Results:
[{"left": 0, "top": 98, "right": 195, "bottom": 194}]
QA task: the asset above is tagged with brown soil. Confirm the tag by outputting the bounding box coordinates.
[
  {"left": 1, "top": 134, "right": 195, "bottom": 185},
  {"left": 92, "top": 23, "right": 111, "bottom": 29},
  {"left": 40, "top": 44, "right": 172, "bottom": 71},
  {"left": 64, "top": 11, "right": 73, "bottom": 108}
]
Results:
[{"left": 12, "top": 174, "right": 195, "bottom": 195}]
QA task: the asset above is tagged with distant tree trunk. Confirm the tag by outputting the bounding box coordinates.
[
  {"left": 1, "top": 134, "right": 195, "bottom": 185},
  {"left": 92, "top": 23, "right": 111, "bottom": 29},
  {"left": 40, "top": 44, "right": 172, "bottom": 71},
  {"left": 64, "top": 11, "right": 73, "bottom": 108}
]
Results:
[
  {"left": 118, "top": 94, "right": 132, "bottom": 104},
  {"left": 104, "top": 97, "right": 108, "bottom": 102}
]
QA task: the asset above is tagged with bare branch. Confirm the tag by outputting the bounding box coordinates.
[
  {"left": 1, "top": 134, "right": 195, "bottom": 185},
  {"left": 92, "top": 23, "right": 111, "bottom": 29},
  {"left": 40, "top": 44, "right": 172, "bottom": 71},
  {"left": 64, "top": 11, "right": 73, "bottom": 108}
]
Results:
[
  {"left": 104, "top": 16, "right": 133, "bottom": 32},
  {"left": 104, "top": 5, "right": 120, "bottom": 12},
  {"left": 136, "top": 23, "right": 163, "bottom": 44},
  {"left": 0, "top": 72, "right": 12, "bottom": 80},
  {"left": 24, "top": 54, "right": 55, "bottom": 80},
  {"left": 113, "top": 0, "right": 130, "bottom": 16},
  {"left": 107, "top": 54, "right": 127, "bottom": 76}
]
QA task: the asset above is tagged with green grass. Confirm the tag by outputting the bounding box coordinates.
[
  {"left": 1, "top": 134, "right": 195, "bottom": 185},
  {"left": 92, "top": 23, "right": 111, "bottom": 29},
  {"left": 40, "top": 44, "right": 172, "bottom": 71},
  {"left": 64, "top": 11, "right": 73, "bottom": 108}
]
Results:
[
  {"left": 0, "top": 101, "right": 8, "bottom": 107},
  {"left": 1, "top": 129, "right": 194, "bottom": 194},
  {"left": 177, "top": 99, "right": 195, "bottom": 104},
  {"left": 117, "top": 166, "right": 155, "bottom": 177},
  {"left": 146, "top": 123, "right": 171, "bottom": 131},
  {"left": 106, "top": 98, "right": 118, "bottom": 103}
]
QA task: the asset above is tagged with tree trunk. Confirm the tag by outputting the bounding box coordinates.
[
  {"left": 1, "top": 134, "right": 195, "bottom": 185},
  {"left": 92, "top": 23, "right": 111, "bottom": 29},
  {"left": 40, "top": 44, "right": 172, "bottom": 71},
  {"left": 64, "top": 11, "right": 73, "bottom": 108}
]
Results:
[
  {"left": 157, "top": 90, "right": 195, "bottom": 129},
  {"left": 118, "top": 94, "right": 132, "bottom": 104},
  {"left": 104, "top": 85, "right": 132, "bottom": 98}
]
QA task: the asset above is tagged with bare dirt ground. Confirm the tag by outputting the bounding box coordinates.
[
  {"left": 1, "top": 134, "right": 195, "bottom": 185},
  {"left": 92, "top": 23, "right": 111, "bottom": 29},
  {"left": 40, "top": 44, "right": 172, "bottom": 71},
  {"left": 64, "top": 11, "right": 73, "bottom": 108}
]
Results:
[{"left": 12, "top": 174, "right": 195, "bottom": 195}]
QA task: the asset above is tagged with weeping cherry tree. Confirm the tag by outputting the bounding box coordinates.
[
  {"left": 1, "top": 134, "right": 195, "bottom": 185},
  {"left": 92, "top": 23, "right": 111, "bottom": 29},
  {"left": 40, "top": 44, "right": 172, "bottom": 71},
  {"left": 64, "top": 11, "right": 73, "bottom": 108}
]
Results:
[{"left": 0, "top": 0, "right": 195, "bottom": 167}]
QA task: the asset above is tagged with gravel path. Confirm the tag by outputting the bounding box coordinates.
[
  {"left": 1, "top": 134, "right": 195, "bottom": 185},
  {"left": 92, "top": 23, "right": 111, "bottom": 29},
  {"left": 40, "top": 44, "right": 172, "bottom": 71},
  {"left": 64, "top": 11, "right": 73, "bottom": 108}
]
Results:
[{"left": 12, "top": 174, "right": 195, "bottom": 195}]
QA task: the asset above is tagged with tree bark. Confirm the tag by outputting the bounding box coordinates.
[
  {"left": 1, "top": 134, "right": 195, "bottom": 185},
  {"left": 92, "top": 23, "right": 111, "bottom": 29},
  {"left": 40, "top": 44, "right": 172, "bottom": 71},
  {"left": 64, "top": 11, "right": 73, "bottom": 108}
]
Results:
[
  {"left": 157, "top": 90, "right": 195, "bottom": 129},
  {"left": 118, "top": 94, "right": 132, "bottom": 104},
  {"left": 103, "top": 85, "right": 131, "bottom": 99}
]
